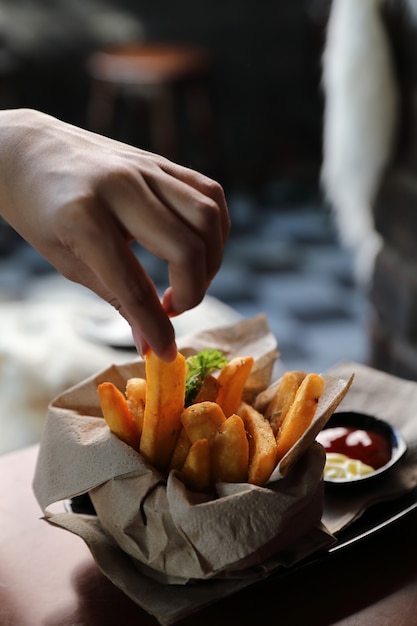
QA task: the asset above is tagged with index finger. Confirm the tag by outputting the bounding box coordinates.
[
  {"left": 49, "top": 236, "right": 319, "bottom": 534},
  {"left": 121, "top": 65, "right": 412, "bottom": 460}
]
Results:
[
  {"left": 56, "top": 204, "right": 178, "bottom": 360},
  {"left": 156, "top": 157, "right": 231, "bottom": 244},
  {"left": 100, "top": 162, "right": 227, "bottom": 314}
]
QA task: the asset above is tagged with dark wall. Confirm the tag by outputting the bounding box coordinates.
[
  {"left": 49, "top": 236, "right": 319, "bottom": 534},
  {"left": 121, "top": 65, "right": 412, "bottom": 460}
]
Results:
[
  {"left": 118, "top": 1, "right": 325, "bottom": 187},
  {"left": 0, "top": 0, "right": 327, "bottom": 191}
]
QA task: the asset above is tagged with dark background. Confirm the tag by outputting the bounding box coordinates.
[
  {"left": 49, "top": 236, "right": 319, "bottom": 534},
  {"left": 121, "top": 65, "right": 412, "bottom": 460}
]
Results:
[{"left": 0, "top": 0, "right": 330, "bottom": 194}]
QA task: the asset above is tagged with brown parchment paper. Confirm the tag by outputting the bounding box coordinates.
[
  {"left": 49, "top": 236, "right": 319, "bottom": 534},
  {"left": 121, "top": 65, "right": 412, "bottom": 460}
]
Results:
[
  {"left": 322, "top": 361, "right": 417, "bottom": 534},
  {"left": 32, "top": 315, "right": 353, "bottom": 624}
]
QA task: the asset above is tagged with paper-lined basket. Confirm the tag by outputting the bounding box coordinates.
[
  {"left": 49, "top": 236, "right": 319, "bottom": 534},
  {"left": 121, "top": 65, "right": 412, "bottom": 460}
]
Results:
[{"left": 33, "top": 314, "right": 353, "bottom": 585}]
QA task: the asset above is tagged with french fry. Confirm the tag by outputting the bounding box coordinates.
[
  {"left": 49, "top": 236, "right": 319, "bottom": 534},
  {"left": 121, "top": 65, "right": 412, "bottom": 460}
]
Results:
[
  {"left": 97, "top": 382, "right": 139, "bottom": 450},
  {"left": 125, "top": 377, "right": 147, "bottom": 438},
  {"left": 275, "top": 373, "right": 325, "bottom": 463},
  {"left": 139, "top": 351, "right": 186, "bottom": 471},
  {"left": 97, "top": 342, "right": 337, "bottom": 493},
  {"left": 255, "top": 370, "right": 307, "bottom": 415},
  {"left": 194, "top": 374, "right": 221, "bottom": 403},
  {"left": 169, "top": 428, "right": 192, "bottom": 471},
  {"left": 215, "top": 356, "right": 254, "bottom": 417},
  {"left": 265, "top": 371, "right": 306, "bottom": 436},
  {"left": 238, "top": 401, "right": 277, "bottom": 486},
  {"left": 181, "top": 438, "right": 211, "bottom": 492},
  {"left": 291, "top": 370, "right": 308, "bottom": 385},
  {"left": 211, "top": 414, "right": 249, "bottom": 483},
  {"left": 181, "top": 401, "right": 226, "bottom": 443}
]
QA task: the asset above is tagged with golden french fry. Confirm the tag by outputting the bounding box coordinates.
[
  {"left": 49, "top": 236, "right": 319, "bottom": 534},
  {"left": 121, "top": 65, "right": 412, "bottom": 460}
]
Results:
[
  {"left": 125, "top": 377, "right": 147, "bottom": 438},
  {"left": 211, "top": 414, "right": 249, "bottom": 483},
  {"left": 215, "top": 356, "right": 254, "bottom": 417},
  {"left": 291, "top": 370, "right": 309, "bottom": 385},
  {"left": 254, "top": 370, "right": 307, "bottom": 414},
  {"left": 97, "top": 382, "right": 139, "bottom": 450},
  {"left": 265, "top": 371, "right": 306, "bottom": 436},
  {"left": 181, "top": 438, "right": 211, "bottom": 492},
  {"left": 140, "top": 350, "right": 186, "bottom": 471},
  {"left": 275, "top": 373, "right": 325, "bottom": 463},
  {"left": 238, "top": 401, "right": 277, "bottom": 486},
  {"left": 181, "top": 401, "right": 226, "bottom": 444},
  {"left": 194, "top": 374, "right": 221, "bottom": 403},
  {"left": 169, "top": 427, "right": 192, "bottom": 471}
]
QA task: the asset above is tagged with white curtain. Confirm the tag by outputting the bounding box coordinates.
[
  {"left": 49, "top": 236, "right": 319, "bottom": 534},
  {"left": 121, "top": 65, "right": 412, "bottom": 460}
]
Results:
[{"left": 321, "top": 0, "right": 417, "bottom": 285}]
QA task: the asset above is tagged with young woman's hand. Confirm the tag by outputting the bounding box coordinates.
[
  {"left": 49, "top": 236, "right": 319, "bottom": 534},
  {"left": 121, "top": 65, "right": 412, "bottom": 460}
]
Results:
[{"left": 0, "top": 109, "right": 230, "bottom": 360}]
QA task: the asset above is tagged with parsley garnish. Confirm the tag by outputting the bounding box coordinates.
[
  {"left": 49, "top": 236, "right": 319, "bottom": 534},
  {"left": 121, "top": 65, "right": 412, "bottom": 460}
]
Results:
[{"left": 185, "top": 349, "right": 228, "bottom": 406}]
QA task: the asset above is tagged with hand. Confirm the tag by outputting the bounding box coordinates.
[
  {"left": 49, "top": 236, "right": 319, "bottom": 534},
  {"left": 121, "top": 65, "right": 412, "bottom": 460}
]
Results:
[{"left": 0, "top": 109, "right": 230, "bottom": 360}]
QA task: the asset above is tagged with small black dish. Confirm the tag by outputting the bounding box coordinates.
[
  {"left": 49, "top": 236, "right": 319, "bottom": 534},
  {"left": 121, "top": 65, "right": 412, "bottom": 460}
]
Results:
[
  {"left": 318, "top": 411, "right": 407, "bottom": 485},
  {"left": 65, "top": 493, "right": 96, "bottom": 515}
]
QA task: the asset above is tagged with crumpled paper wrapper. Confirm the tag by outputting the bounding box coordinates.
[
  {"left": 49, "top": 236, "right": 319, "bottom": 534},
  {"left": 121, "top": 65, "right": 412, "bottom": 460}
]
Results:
[{"left": 33, "top": 315, "right": 352, "bottom": 622}]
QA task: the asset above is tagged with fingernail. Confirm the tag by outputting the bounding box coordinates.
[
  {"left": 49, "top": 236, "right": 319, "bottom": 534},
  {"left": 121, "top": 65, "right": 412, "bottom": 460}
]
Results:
[
  {"left": 160, "top": 341, "right": 178, "bottom": 362},
  {"left": 132, "top": 327, "right": 147, "bottom": 358}
]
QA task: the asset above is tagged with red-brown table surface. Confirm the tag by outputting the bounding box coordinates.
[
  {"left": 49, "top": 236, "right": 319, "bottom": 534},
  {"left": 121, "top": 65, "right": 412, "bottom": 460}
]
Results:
[{"left": 2, "top": 444, "right": 417, "bottom": 626}]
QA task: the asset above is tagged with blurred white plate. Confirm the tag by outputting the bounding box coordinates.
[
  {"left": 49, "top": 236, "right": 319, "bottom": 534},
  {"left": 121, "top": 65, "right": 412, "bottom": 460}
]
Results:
[{"left": 77, "top": 295, "right": 242, "bottom": 349}]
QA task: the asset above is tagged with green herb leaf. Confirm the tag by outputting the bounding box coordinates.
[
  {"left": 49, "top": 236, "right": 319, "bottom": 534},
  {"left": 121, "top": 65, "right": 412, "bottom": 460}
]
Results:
[{"left": 185, "top": 349, "right": 228, "bottom": 406}]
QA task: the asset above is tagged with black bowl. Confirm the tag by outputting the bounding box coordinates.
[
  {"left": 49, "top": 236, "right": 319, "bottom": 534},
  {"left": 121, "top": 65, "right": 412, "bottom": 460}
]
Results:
[{"left": 318, "top": 411, "right": 407, "bottom": 485}]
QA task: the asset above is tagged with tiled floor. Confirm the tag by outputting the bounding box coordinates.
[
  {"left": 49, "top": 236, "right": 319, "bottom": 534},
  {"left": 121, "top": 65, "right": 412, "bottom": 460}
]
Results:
[
  {"left": 0, "top": 192, "right": 370, "bottom": 454},
  {"left": 209, "top": 197, "right": 371, "bottom": 374}
]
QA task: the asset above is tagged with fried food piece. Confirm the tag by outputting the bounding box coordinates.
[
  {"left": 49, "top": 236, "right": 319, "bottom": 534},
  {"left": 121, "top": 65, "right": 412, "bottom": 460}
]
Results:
[
  {"left": 211, "top": 414, "right": 249, "bottom": 483},
  {"left": 97, "top": 382, "right": 139, "bottom": 450},
  {"left": 265, "top": 371, "right": 306, "bottom": 436},
  {"left": 169, "top": 428, "right": 192, "bottom": 471},
  {"left": 253, "top": 370, "right": 306, "bottom": 414},
  {"left": 139, "top": 351, "right": 186, "bottom": 471},
  {"left": 184, "top": 349, "right": 228, "bottom": 406},
  {"left": 275, "top": 373, "right": 325, "bottom": 463},
  {"left": 238, "top": 401, "right": 277, "bottom": 486},
  {"left": 181, "top": 438, "right": 211, "bottom": 492},
  {"left": 194, "top": 374, "right": 221, "bottom": 403},
  {"left": 181, "top": 401, "right": 226, "bottom": 443},
  {"left": 125, "top": 377, "right": 147, "bottom": 438},
  {"left": 216, "top": 356, "right": 254, "bottom": 417}
]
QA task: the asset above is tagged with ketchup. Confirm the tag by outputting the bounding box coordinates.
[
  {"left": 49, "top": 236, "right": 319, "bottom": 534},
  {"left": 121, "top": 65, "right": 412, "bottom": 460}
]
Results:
[{"left": 317, "top": 426, "right": 392, "bottom": 470}]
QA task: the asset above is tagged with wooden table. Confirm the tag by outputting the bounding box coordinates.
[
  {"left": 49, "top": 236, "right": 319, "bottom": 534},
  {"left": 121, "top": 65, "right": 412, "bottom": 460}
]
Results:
[{"left": 2, "top": 444, "right": 417, "bottom": 626}]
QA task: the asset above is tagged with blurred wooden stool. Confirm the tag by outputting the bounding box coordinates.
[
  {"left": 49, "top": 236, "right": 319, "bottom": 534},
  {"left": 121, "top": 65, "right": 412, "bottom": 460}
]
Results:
[{"left": 86, "top": 42, "right": 213, "bottom": 163}]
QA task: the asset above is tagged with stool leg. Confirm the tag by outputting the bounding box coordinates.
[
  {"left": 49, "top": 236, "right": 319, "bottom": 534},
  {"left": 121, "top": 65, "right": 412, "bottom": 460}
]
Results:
[
  {"left": 87, "top": 79, "right": 117, "bottom": 137},
  {"left": 148, "top": 85, "right": 178, "bottom": 160},
  {"left": 186, "top": 80, "right": 213, "bottom": 144},
  {"left": 183, "top": 78, "right": 216, "bottom": 171}
]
